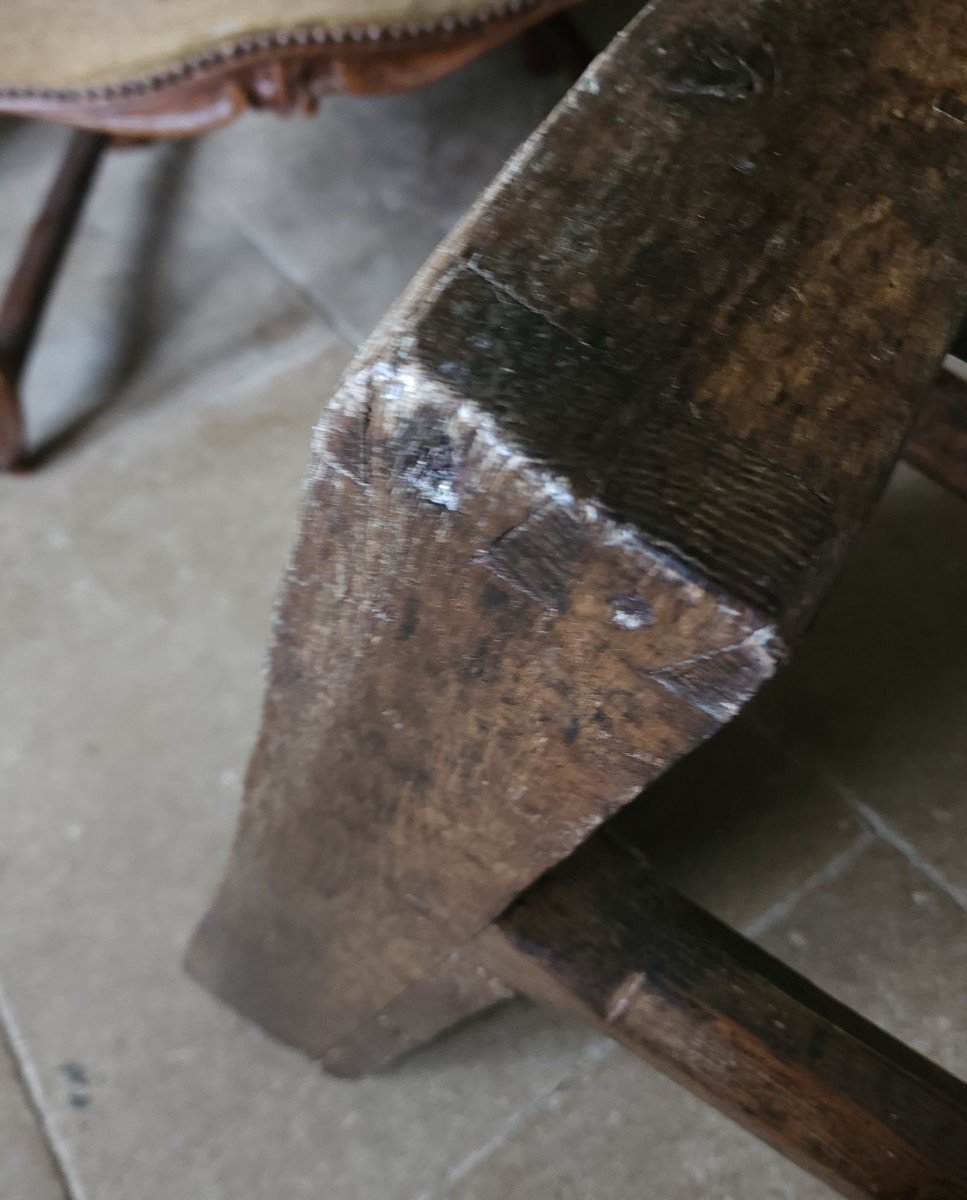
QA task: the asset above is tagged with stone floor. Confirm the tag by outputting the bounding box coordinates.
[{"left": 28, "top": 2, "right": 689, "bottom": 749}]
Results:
[{"left": 1, "top": 10, "right": 965, "bottom": 1199}]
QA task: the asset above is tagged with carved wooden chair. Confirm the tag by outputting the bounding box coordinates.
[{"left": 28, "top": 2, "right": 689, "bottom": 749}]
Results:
[
  {"left": 0, "top": 0, "right": 586, "bottom": 469},
  {"left": 182, "top": 0, "right": 967, "bottom": 1196}
]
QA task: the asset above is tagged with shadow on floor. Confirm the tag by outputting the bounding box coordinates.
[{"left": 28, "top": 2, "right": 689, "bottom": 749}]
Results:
[{"left": 19, "top": 135, "right": 196, "bottom": 465}]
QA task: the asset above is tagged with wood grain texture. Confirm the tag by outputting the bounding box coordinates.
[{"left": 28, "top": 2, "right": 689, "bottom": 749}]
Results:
[
  {"left": 475, "top": 832, "right": 967, "bottom": 1200},
  {"left": 188, "top": 0, "right": 967, "bottom": 1063}
]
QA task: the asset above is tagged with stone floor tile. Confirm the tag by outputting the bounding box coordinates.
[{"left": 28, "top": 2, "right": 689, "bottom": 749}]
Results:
[
  {"left": 0, "top": 119, "right": 325, "bottom": 455},
  {"left": 389, "top": 43, "right": 576, "bottom": 228},
  {"left": 606, "top": 716, "right": 864, "bottom": 932},
  {"left": 0, "top": 346, "right": 598, "bottom": 1200},
  {"left": 440, "top": 1047, "right": 836, "bottom": 1200},
  {"left": 187, "top": 42, "right": 573, "bottom": 342},
  {"left": 758, "top": 839, "right": 967, "bottom": 1074},
  {"left": 0, "top": 1028, "right": 66, "bottom": 1200},
  {"left": 755, "top": 465, "right": 967, "bottom": 903}
]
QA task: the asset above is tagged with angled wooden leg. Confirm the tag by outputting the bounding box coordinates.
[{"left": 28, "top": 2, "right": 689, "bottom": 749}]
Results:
[
  {"left": 184, "top": 347, "right": 765, "bottom": 1057},
  {"left": 0, "top": 129, "right": 108, "bottom": 471}
]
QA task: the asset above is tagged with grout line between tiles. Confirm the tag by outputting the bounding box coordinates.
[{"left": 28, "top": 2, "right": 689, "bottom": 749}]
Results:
[
  {"left": 0, "top": 977, "right": 86, "bottom": 1200},
  {"left": 742, "top": 830, "right": 876, "bottom": 939},
  {"left": 191, "top": 186, "right": 363, "bottom": 352},
  {"left": 845, "top": 797, "right": 967, "bottom": 915},
  {"left": 749, "top": 714, "right": 967, "bottom": 916},
  {"left": 416, "top": 1036, "right": 617, "bottom": 1200}
]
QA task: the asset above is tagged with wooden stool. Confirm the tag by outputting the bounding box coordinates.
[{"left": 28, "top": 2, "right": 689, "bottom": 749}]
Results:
[
  {"left": 185, "top": 0, "right": 967, "bottom": 1195},
  {"left": 0, "top": 0, "right": 587, "bottom": 469}
]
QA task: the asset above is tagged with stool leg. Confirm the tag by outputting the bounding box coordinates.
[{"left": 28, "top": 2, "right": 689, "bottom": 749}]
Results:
[
  {"left": 320, "top": 950, "right": 513, "bottom": 1079},
  {"left": 0, "top": 128, "right": 108, "bottom": 471},
  {"left": 185, "top": 300, "right": 771, "bottom": 1064}
]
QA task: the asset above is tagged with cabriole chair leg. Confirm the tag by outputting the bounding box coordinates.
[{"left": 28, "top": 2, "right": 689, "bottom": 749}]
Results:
[{"left": 0, "top": 127, "right": 107, "bottom": 471}]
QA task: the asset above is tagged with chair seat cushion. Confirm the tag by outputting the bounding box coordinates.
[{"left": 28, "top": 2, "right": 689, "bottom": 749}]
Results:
[{"left": 0, "top": 0, "right": 530, "bottom": 90}]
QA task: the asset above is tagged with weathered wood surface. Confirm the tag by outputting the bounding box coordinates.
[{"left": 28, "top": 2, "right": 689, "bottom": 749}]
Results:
[
  {"left": 474, "top": 832, "right": 967, "bottom": 1200},
  {"left": 188, "top": 0, "right": 967, "bottom": 1063},
  {"left": 321, "top": 947, "right": 512, "bottom": 1078}
]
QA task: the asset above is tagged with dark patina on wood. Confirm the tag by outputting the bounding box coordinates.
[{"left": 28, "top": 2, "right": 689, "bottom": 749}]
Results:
[{"left": 189, "top": 0, "right": 967, "bottom": 1100}]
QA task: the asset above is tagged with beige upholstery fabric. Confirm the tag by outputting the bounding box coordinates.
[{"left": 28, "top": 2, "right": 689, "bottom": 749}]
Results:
[{"left": 0, "top": 0, "right": 514, "bottom": 89}]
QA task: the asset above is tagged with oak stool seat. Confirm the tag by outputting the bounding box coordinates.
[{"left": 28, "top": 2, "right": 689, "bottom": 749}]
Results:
[{"left": 186, "top": 2, "right": 967, "bottom": 1197}]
